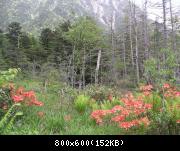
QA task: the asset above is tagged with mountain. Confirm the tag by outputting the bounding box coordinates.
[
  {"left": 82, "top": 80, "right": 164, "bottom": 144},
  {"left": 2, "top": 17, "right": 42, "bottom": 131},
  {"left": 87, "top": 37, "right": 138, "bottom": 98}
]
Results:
[{"left": 0, "top": 0, "right": 130, "bottom": 33}]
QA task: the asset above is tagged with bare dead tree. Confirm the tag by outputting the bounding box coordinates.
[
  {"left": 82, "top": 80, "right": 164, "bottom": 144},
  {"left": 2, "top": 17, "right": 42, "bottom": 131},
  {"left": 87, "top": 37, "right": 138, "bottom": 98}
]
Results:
[
  {"left": 143, "top": 0, "right": 149, "bottom": 60},
  {"left": 169, "top": 0, "right": 177, "bottom": 52},
  {"left": 162, "top": 0, "right": 168, "bottom": 48},
  {"left": 122, "top": 33, "right": 127, "bottom": 79},
  {"left": 95, "top": 49, "right": 101, "bottom": 84},
  {"left": 132, "top": 1, "right": 140, "bottom": 84},
  {"left": 128, "top": 0, "right": 135, "bottom": 68},
  {"left": 110, "top": 11, "right": 117, "bottom": 83}
]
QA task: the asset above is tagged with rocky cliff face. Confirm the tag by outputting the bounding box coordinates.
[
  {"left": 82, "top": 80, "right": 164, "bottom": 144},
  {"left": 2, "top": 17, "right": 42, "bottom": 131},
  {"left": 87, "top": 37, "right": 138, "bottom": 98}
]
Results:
[{"left": 0, "top": 0, "right": 129, "bottom": 33}]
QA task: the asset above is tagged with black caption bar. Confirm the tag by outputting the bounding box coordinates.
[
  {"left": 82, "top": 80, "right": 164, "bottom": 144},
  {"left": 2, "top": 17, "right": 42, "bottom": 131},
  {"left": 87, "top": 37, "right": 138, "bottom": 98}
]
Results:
[{"left": 0, "top": 135, "right": 178, "bottom": 150}]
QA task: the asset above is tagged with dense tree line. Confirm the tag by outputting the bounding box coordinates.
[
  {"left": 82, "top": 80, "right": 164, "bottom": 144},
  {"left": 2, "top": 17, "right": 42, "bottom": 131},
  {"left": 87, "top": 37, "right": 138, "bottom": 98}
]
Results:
[{"left": 0, "top": 0, "right": 180, "bottom": 88}]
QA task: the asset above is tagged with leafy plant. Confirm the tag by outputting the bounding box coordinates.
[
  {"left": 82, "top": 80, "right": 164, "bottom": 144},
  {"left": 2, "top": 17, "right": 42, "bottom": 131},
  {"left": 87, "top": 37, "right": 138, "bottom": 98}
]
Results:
[
  {"left": 144, "top": 49, "right": 177, "bottom": 86},
  {"left": 0, "top": 103, "right": 23, "bottom": 134},
  {"left": 0, "top": 68, "right": 20, "bottom": 117},
  {"left": 74, "top": 95, "right": 90, "bottom": 113},
  {"left": 0, "top": 68, "right": 20, "bottom": 86},
  {"left": 148, "top": 110, "right": 179, "bottom": 134}
]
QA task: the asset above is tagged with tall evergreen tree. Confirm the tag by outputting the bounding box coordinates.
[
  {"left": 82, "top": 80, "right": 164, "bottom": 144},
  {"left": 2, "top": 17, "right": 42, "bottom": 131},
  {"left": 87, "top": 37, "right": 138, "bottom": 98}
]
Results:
[{"left": 7, "top": 22, "right": 22, "bottom": 48}]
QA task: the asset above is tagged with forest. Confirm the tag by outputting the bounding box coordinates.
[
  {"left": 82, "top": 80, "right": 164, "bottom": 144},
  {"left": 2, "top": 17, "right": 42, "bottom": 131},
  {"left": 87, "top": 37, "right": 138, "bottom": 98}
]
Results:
[{"left": 0, "top": 0, "right": 180, "bottom": 135}]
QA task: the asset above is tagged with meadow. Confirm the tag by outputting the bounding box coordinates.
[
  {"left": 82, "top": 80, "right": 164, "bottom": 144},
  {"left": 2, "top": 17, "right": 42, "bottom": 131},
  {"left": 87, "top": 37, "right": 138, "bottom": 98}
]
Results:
[{"left": 0, "top": 69, "right": 180, "bottom": 135}]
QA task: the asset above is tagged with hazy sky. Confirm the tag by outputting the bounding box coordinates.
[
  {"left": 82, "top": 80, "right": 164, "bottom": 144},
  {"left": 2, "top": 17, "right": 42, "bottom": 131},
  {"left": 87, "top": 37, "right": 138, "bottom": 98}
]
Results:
[
  {"left": 135, "top": 0, "right": 180, "bottom": 8},
  {"left": 134, "top": 0, "right": 180, "bottom": 21}
]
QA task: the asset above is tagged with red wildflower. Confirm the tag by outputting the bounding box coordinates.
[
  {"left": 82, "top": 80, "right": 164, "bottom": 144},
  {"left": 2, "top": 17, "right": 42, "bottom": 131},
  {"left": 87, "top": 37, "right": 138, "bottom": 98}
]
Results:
[
  {"left": 31, "top": 99, "right": 44, "bottom": 106},
  {"left": 138, "top": 117, "right": 150, "bottom": 126},
  {"left": 121, "top": 109, "right": 131, "bottom": 116},
  {"left": 176, "top": 120, "right": 180, "bottom": 124},
  {"left": 91, "top": 89, "right": 153, "bottom": 129},
  {"left": 119, "top": 121, "right": 135, "bottom": 129},
  {"left": 96, "top": 118, "right": 103, "bottom": 125},
  {"left": 163, "top": 83, "right": 171, "bottom": 89},
  {"left": 164, "top": 92, "right": 172, "bottom": 98},
  {"left": 133, "top": 101, "right": 144, "bottom": 109},
  {"left": 140, "top": 85, "right": 153, "bottom": 96},
  {"left": 111, "top": 115, "right": 125, "bottom": 122},
  {"left": 175, "top": 91, "right": 180, "bottom": 97},
  {"left": 131, "top": 119, "right": 140, "bottom": 126},
  {"left": 90, "top": 109, "right": 113, "bottom": 124},
  {"left": 140, "top": 85, "right": 153, "bottom": 92},
  {"left": 143, "top": 91, "right": 151, "bottom": 96},
  {"left": 23, "top": 91, "right": 36, "bottom": 99},
  {"left": 111, "top": 105, "right": 124, "bottom": 112},
  {"left": 134, "top": 109, "right": 146, "bottom": 115},
  {"left": 144, "top": 103, "right": 152, "bottom": 110},
  {"left": 11, "top": 95, "right": 24, "bottom": 103}
]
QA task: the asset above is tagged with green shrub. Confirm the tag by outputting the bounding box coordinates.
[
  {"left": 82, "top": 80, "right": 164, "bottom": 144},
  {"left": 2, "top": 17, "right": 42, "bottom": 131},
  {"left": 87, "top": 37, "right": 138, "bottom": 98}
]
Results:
[
  {"left": 0, "top": 68, "right": 20, "bottom": 86},
  {"left": 0, "top": 103, "right": 23, "bottom": 134},
  {"left": 0, "top": 68, "right": 20, "bottom": 118},
  {"left": 148, "top": 110, "right": 179, "bottom": 134},
  {"left": 74, "top": 95, "right": 90, "bottom": 113},
  {"left": 144, "top": 49, "right": 177, "bottom": 86},
  {"left": 100, "top": 98, "right": 121, "bottom": 110}
]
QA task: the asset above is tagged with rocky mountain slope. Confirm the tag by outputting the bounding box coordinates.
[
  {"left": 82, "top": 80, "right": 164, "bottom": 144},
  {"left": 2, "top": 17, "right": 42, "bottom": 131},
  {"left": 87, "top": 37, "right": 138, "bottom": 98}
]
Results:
[{"left": 0, "top": 0, "right": 129, "bottom": 33}]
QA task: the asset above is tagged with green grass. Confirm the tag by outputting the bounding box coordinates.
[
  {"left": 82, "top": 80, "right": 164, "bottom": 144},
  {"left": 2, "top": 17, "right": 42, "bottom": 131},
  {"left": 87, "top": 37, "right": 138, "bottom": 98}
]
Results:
[
  {"left": 3, "top": 78, "right": 124, "bottom": 135},
  {"left": 1, "top": 78, "right": 180, "bottom": 135}
]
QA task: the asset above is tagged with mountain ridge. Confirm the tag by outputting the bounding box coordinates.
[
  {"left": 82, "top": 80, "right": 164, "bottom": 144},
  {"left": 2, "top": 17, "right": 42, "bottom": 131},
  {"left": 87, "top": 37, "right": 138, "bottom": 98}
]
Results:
[{"left": 0, "top": 0, "right": 129, "bottom": 33}]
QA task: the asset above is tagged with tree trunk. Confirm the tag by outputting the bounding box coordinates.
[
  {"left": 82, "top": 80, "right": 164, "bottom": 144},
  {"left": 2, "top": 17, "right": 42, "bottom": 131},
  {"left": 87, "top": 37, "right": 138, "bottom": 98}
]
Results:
[
  {"left": 169, "top": 0, "right": 177, "bottom": 79},
  {"left": 162, "top": 0, "right": 167, "bottom": 81},
  {"left": 17, "top": 34, "right": 20, "bottom": 49},
  {"left": 129, "top": 0, "right": 135, "bottom": 67},
  {"left": 143, "top": 0, "right": 149, "bottom": 60},
  {"left": 95, "top": 49, "right": 101, "bottom": 84},
  {"left": 133, "top": 2, "right": 140, "bottom": 84},
  {"left": 169, "top": 0, "right": 176, "bottom": 52},
  {"left": 122, "top": 34, "right": 127, "bottom": 79},
  {"left": 110, "top": 12, "right": 117, "bottom": 83},
  {"left": 82, "top": 47, "right": 86, "bottom": 89},
  {"left": 162, "top": 0, "right": 167, "bottom": 48},
  {"left": 128, "top": 0, "right": 136, "bottom": 85},
  {"left": 71, "top": 45, "right": 75, "bottom": 87}
]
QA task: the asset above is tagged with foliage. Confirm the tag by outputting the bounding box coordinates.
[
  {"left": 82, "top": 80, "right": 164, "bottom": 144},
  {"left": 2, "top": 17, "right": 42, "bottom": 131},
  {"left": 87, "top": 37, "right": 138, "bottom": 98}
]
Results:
[
  {"left": 91, "top": 91, "right": 152, "bottom": 129},
  {"left": 0, "top": 68, "right": 20, "bottom": 86},
  {"left": 1, "top": 78, "right": 179, "bottom": 135},
  {"left": 7, "top": 22, "right": 22, "bottom": 48},
  {"left": 0, "top": 68, "right": 20, "bottom": 116},
  {"left": 148, "top": 110, "right": 179, "bottom": 134},
  {"left": 0, "top": 103, "right": 23, "bottom": 134},
  {"left": 65, "top": 16, "right": 103, "bottom": 48},
  {"left": 74, "top": 94, "right": 90, "bottom": 113},
  {"left": 0, "top": 69, "right": 44, "bottom": 134},
  {"left": 144, "top": 49, "right": 177, "bottom": 85},
  {"left": 90, "top": 84, "right": 180, "bottom": 133},
  {"left": 65, "top": 17, "right": 105, "bottom": 85},
  {"left": 0, "top": 13, "right": 180, "bottom": 135},
  {"left": 83, "top": 85, "right": 121, "bottom": 103}
]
